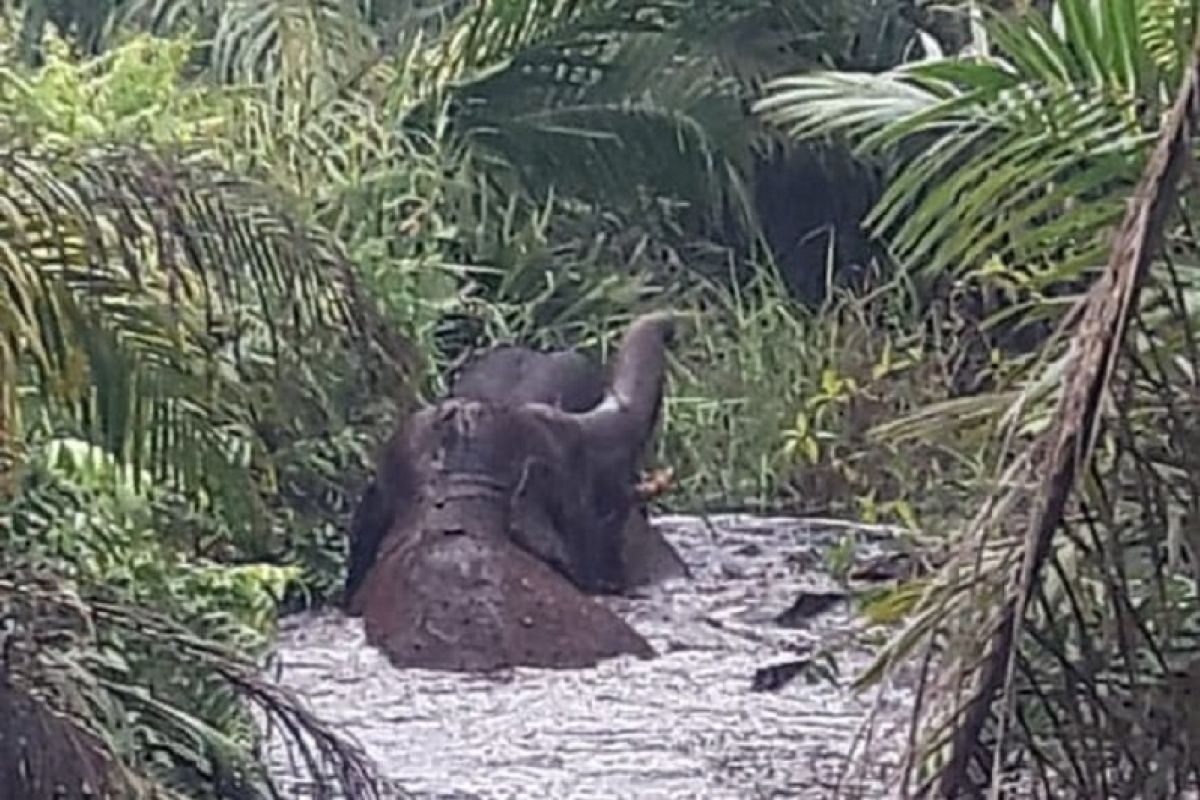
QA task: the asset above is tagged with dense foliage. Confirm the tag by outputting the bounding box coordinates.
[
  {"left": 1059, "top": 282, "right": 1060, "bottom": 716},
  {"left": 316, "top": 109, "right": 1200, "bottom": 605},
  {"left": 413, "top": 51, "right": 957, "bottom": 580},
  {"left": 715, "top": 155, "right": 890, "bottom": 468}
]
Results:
[
  {"left": 0, "top": 2, "right": 951, "bottom": 795},
  {"left": 8, "top": 0, "right": 1200, "bottom": 797},
  {"left": 759, "top": 0, "right": 1200, "bottom": 794},
  {"left": 0, "top": 22, "right": 409, "bottom": 797}
]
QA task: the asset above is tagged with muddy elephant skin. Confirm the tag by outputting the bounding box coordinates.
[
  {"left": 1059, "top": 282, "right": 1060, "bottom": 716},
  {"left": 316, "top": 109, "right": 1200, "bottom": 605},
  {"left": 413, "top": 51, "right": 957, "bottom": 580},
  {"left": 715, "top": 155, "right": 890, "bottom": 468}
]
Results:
[
  {"left": 341, "top": 345, "right": 606, "bottom": 608},
  {"left": 346, "top": 312, "right": 688, "bottom": 672},
  {"left": 343, "top": 320, "right": 687, "bottom": 610}
]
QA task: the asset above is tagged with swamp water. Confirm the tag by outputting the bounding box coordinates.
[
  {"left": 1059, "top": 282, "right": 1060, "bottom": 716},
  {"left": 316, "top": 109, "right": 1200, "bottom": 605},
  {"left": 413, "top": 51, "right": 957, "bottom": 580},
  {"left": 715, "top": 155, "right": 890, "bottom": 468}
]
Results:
[{"left": 265, "top": 514, "right": 917, "bottom": 799}]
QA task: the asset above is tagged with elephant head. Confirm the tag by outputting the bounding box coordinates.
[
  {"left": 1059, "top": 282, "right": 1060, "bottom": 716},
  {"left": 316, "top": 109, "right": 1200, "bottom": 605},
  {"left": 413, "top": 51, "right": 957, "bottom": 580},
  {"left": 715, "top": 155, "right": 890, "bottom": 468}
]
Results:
[
  {"left": 445, "top": 320, "right": 690, "bottom": 590},
  {"left": 344, "top": 311, "right": 686, "bottom": 672}
]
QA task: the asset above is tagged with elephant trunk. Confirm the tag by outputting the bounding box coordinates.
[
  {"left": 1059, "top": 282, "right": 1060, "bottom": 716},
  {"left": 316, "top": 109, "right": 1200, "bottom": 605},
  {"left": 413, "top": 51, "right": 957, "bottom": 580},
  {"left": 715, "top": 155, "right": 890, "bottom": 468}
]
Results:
[{"left": 571, "top": 311, "right": 677, "bottom": 445}]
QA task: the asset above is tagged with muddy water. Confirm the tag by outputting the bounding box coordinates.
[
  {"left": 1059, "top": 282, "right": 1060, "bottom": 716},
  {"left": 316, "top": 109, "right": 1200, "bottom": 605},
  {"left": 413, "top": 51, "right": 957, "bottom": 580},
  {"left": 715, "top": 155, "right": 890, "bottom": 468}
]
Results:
[{"left": 265, "top": 514, "right": 916, "bottom": 799}]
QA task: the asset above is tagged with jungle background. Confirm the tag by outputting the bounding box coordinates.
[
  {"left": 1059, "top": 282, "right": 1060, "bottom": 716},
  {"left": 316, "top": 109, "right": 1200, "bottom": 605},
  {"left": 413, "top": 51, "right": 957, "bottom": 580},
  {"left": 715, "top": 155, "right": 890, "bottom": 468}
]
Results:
[{"left": 4, "top": 0, "right": 1200, "bottom": 796}]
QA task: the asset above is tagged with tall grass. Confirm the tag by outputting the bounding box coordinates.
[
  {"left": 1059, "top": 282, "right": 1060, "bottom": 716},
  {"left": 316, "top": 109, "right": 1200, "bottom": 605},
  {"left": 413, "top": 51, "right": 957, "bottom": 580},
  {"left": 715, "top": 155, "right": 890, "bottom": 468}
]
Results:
[{"left": 656, "top": 267, "right": 970, "bottom": 528}]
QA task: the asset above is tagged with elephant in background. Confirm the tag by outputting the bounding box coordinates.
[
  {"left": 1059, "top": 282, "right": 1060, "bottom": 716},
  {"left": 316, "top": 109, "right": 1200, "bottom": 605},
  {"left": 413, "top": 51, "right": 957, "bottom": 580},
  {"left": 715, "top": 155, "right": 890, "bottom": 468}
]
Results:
[
  {"left": 344, "top": 312, "right": 688, "bottom": 672},
  {"left": 450, "top": 345, "right": 605, "bottom": 412}
]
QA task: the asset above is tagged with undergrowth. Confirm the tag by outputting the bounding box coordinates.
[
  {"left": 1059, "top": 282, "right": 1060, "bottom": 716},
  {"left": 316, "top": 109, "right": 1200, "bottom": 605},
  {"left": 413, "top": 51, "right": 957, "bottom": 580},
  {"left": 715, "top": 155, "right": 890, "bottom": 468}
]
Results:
[{"left": 654, "top": 269, "right": 973, "bottom": 529}]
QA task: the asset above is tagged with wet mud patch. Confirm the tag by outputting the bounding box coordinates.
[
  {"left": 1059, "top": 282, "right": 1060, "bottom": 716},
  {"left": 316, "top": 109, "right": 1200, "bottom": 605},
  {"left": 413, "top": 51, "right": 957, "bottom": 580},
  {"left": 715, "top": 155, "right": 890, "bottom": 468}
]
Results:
[{"left": 264, "top": 514, "right": 918, "bottom": 798}]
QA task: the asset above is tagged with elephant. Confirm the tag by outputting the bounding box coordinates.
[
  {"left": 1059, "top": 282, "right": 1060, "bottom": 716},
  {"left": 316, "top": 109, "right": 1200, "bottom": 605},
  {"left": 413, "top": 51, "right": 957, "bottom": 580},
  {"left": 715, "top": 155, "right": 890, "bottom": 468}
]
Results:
[
  {"left": 447, "top": 335, "right": 689, "bottom": 590},
  {"left": 343, "top": 312, "right": 688, "bottom": 672}
]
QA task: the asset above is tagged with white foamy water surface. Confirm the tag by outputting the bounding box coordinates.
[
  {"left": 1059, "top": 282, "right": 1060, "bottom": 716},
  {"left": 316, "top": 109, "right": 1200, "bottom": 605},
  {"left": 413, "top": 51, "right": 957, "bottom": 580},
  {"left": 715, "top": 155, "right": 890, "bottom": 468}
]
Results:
[{"left": 264, "top": 514, "right": 916, "bottom": 799}]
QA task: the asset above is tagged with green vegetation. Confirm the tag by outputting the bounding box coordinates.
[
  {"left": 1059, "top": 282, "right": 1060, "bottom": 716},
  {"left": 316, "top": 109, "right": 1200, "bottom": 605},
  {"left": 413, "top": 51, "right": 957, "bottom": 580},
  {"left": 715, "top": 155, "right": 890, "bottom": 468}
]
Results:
[
  {"left": 759, "top": 0, "right": 1200, "bottom": 794},
  {"left": 4, "top": 0, "right": 1200, "bottom": 797}
]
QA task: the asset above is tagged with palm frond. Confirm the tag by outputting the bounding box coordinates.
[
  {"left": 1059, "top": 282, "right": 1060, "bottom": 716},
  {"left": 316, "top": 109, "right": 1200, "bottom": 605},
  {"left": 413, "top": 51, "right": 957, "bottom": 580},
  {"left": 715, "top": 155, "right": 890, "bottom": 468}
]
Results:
[
  {"left": 669, "top": 0, "right": 928, "bottom": 92},
  {"left": 113, "top": 0, "right": 380, "bottom": 91},
  {"left": 4, "top": 0, "right": 126, "bottom": 62},
  {"left": 209, "top": 0, "right": 377, "bottom": 86},
  {"left": 6, "top": 0, "right": 923, "bottom": 246},
  {"left": 1, "top": 561, "right": 383, "bottom": 799},
  {"left": 0, "top": 143, "right": 411, "bottom": 541},
  {"left": 754, "top": 0, "right": 1200, "bottom": 282},
  {"left": 439, "top": 14, "right": 757, "bottom": 227},
  {"left": 853, "top": 31, "right": 1200, "bottom": 798}
]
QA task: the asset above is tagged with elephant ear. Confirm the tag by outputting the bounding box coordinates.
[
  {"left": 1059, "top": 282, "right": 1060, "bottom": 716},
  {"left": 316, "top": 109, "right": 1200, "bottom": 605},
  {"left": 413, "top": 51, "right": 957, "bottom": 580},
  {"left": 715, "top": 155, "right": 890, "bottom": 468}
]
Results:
[
  {"left": 343, "top": 480, "right": 389, "bottom": 614},
  {"left": 343, "top": 407, "right": 433, "bottom": 615},
  {"left": 358, "top": 510, "right": 655, "bottom": 671}
]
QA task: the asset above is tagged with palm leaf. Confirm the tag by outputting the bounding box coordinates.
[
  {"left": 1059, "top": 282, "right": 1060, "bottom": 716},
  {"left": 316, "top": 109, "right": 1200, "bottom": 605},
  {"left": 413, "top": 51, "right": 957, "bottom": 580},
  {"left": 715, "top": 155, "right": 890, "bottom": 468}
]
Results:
[
  {"left": 434, "top": 8, "right": 757, "bottom": 226},
  {"left": 7, "top": 0, "right": 923, "bottom": 244},
  {"left": 0, "top": 561, "right": 383, "bottom": 799},
  {"left": 872, "top": 32, "right": 1200, "bottom": 797},
  {"left": 754, "top": 0, "right": 1199, "bottom": 283},
  {"left": 0, "top": 143, "right": 411, "bottom": 535}
]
